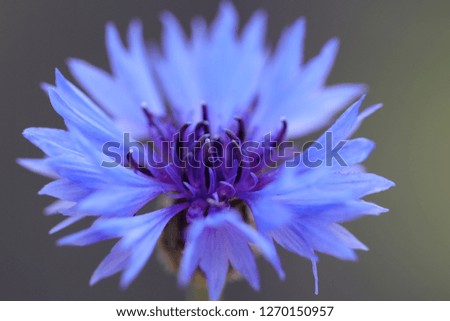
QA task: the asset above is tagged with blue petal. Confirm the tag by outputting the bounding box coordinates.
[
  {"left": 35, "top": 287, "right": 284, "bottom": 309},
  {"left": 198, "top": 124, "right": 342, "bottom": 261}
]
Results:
[
  {"left": 177, "top": 220, "right": 204, "bottom": 285},
  {"left": 314, "top": 96, "right": 364, "bottom": 146},
  {"left": 270, "top": 224, "right": 318, "bottom": 261},
  {"left": 178, "top": 210, "right": 284, "bottom": 300},
  {"left": 105, "top": 22, "right": 164, "bottom": 115},
  {"left": 57, "top": 218, "right": 130, "bottom": 246},
  {"left": 59, "top": 204, "right": 187, "bottom": 287},
  {"left": 44, "top": 200, "right": 75, "bottom": 216},
  {"left": 54, "top": 70, "right": 117, "bottom": 126},
  {"left": 223, "top": 231, "right": 260, "bottom": 290},
  {"left": 22, "top": 127, "right": 73, "bottom": 157},
  {"left": 90, "top": 242, "right": 129, "bottom": 285},
  {"left": 328, "top": 224, "right": 368, "bottom": 251},
  {"left": 58, "top": 203, "right": 186, "bottom": 245},
  {"left": 269, "top": 17, "right": 306, "bottom": 82},
  {"left": 337, "top": 137, "right": 375, "bottom": 166},
  {"left": 226, "top": 213, "right": 285, "bottom": 280},
  {"left": 251, "top": 30, "right": 365, "bottom": 138},
  {"left": 314, "top": 172, "right": 395, "bottom": 201},
  {"left": 119, "top": 231, "right": 160, "bottom": 288},
  {"left": 47, "top": 151, "right": 158, "bottom": 190},
  {"left": 243, "top": 196, "right": 293, "bottom": 232},
  {"left": 294, "top": 136, "right": 375, "bottom": 182},
  {"left": 299, "top": 38, "right": 339, "bottom": 89},
  {"left": 273, "top": 172, "right": 395, "bottom": 205},
  {"left": 67, "top": 186, "right": 162, "bottom": 216},
  {"left": 279, "top": 98, "right": 382, "bottom": 176},
  {"left": 210, "top": 2, "right": 238, "bottom": 39},
  {"left": 49, "top": 215, "right": 85, "bottom": 234},
  {"left": 240, "top": 10, "right": 267, "bottom": 53},
  {"left": 48, "top": 72, "right": 122, "bottom": 145},
  {"left": 286, "top": 84, "right": 366, "bottom": 137},
  {"left": 294, "top": 220, "right": 361, "bottom": 261},
  {"left": 39, "top": 178, "right": 90, "bottom": 202},
  {"left": 157, "top": 2, "right": 267, "bottom": 132},
  {"left": 157, "top": 12, "right": 201, "bottom": 123},
  {"left": 198, "top": 231, "right": 229, "bottom": 301},
  {"left": 68, "top": 58, "right": 148, "bottom": 137},
  {"left": 305, "top": 98, "right": 382, "bottom": 153},
  {"left": 288, "top": 200, "right": 388, "bottom": 223},
  {"left": 17, "top": 158, "right": 58, "bottom": 178},
  {"left": 126, "top": 19, "right": 165, "bottom": 114},
  {"left": 68, "top": 58, "right": 135, "bottom": 117},
  {"left": 198, "top": 2, "right": 265, "bottom": 131}
]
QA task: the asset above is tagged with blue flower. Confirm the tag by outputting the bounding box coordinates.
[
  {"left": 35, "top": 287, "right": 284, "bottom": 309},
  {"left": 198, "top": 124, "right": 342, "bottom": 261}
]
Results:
[{"left": 19, "top": 3, "right": 394, "bottom": 300}]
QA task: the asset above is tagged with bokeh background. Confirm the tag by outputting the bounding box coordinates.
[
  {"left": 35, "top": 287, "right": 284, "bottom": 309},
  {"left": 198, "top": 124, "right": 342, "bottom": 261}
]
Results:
[{"left": 1, "top": 0, "right": 449, "bottom": 300}]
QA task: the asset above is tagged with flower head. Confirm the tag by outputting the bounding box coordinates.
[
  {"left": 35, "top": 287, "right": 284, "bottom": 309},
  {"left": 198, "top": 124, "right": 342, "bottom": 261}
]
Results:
[{"left": 19, "top": 3, "right": 393, "bottom": 300}]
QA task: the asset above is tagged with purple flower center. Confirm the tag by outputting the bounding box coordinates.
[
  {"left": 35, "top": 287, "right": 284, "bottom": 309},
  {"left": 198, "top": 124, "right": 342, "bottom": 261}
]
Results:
[{"left": 126, "top": 104, "right": 290, "bottom": 221}]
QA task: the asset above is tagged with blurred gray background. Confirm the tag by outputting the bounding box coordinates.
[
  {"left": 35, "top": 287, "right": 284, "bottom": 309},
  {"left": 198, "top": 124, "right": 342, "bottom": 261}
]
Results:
[{"left": 1, "top": 0, "right": 449, "bottom": 300}]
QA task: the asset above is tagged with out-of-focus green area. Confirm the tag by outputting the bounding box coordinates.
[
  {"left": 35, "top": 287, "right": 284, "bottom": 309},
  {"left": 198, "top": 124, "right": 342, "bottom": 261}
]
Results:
[
  {"left": 330, "top": 1, "right": 450, "bottom": 300},
  {"left": 1, "top": 0, "right": 449, "bottom": 299}
]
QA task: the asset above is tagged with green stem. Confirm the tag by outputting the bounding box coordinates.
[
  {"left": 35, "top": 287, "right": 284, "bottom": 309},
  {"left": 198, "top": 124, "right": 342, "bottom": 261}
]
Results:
[{"left": 186, "top": 282, "right": 209, "bottom": 301}]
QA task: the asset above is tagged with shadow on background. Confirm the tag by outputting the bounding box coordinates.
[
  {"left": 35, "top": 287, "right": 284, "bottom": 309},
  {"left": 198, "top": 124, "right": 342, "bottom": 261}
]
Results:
[{"left": 1, "top": 0, "right": 449, "bottom": 300}]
